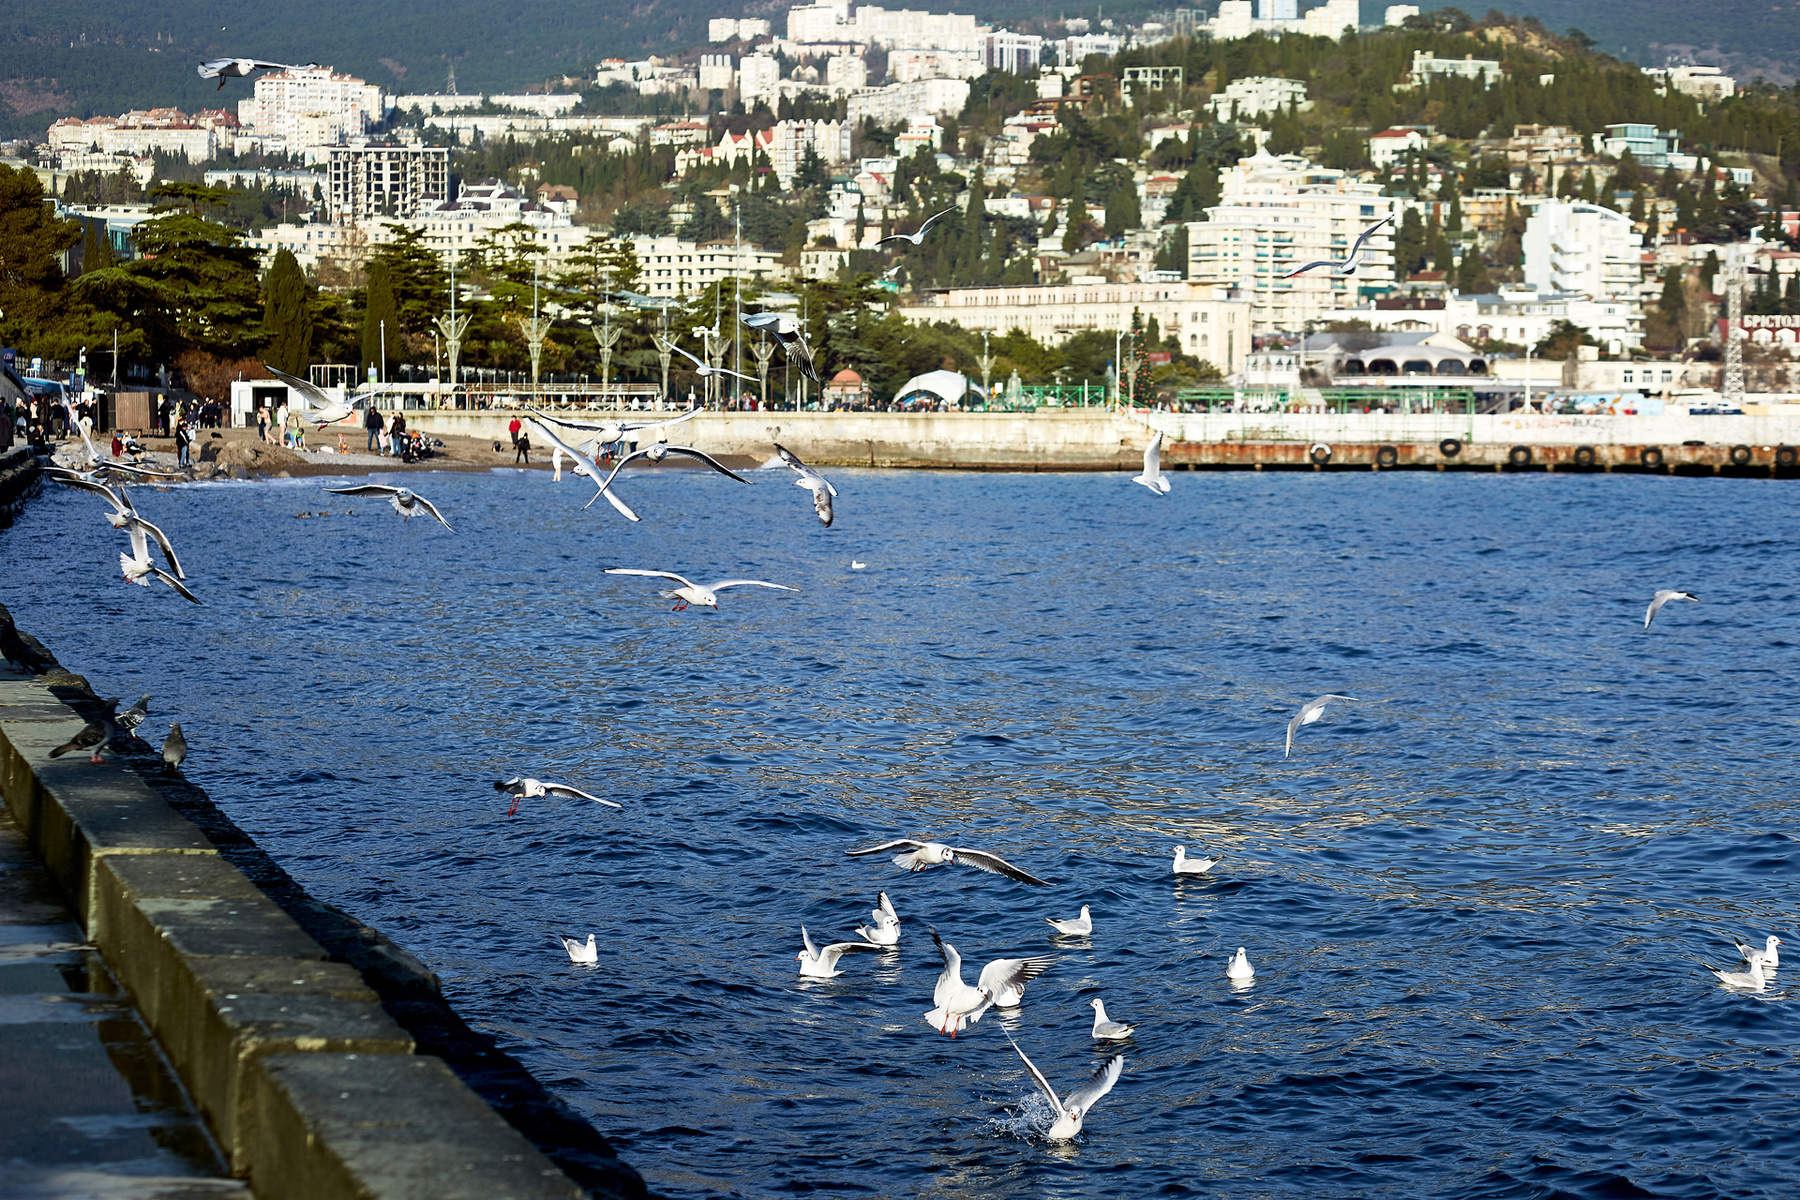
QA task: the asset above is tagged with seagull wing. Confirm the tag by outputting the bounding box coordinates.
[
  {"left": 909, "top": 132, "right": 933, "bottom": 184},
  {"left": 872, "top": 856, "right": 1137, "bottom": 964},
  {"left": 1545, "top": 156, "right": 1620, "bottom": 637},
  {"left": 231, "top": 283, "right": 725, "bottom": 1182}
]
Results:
[
  {"left": 706, "top": 579, "right": 798, "bottom": 593},
  {"left": 977, "top": 955, "right": 1057, "bottom": 996},
  {"left": 149, "top": 568, "right": 203, "bottom": 605},
  {"left": 596, "top": 446, "right": 655, "bottom": 489},
  {"left": 122, "top": 515, "right": 185, "bottom": 578},
  {"left": 54, "top": 475, "right": 131, "bottom": 512},
  {"left": 818, "top": 940, "right": 883, "bottom": 968},
  {"left": 773, "top": 442, "right": 808, "bottom": 472},
  {"left": 801, "top": 925, "right": 821, "bottom": 960},
  {"left": 1064, "top": 1053, "right": 1125, "bottom": 1113},
  {"left": 918, "top": 203, "right": 960, "bottom": 235},
  {"left": 606, "top": 568, "right": 695, "bottom": 589},
  {"left": 494, "top": 779, "right": 527, "bottom": 796},
  {"left": 874, "top": 233, "right": 912, "bottom": 247},
  {"left": 659, "top": 445, "right": 751, "bottom": 483},
  {"left": 1349, "top": 214, "right": 1395, "bottom": 257},
  {"left": 1280, "top": 260, "right": 1339, "bottom": 279},
  {"left": 540, "top": 782, "right": 623, "bottom": 808},
  {"left": 1006, "top": 1037, "right": 1065, "bottom": 1113},
  {"left": 529, "top": 407, "right": 617, "bottom": 435},
  {"left": 197, "top": 59, "right": 233, "bottom": 78},
  {"left": 1284, "top": 710, "right": 1302, "bottom": 757},
  {"left": 408, "top": 493, "right": 454, "bottom": 531},
  {"left": 812, "top": 487, "right": 834, "bottom": 527},
  {"left": 659, "top": 338, "right": 705, "bottom": 369},
  {"left": 715, "top": 366, "right": 759, "bottom": 383},
  {"left": 589, "top": 484, "right": 641, "bottom": 521},
  {"left": 325, "top": 484, "right": 403, "bottom": 498},
  {"left": 263, "top": 364, "right": 333, "bottom": 408},
  {"left": 740, "top": 311, "right": 781, "bottom": 330},
  {"left": 846, "top": 839, "right": 927, "bottom": 858},
  {"left": 619, "top": 406, "right": 702, "bottom": 433},
  {"left": 1144, "top": 432, "right": 1163, "bottom": 475},
  {"left": 948, "top": 846, "right": 1051, "bottom": 886},
  {"left": 878, "top": 891, "right": 899, "bottom": 924}
]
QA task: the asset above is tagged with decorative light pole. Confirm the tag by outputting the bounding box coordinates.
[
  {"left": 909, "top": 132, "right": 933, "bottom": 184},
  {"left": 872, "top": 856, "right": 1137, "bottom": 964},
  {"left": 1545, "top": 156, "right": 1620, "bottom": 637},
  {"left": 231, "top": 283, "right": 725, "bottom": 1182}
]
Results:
[
  {"left": 516, "top": 261, "right": 553, "bottom": 396},
  {"left": 751, "top": 339, "right": 777, "bottom": 411},
  {"left": 976, "top": 329, "right": 994, "bottom": 409},
  {"left": 656, "top": 305, "right": 673, "bottom": 407},
  {"left": 434, "top": 260, "right": 471, "bottom": 409}
]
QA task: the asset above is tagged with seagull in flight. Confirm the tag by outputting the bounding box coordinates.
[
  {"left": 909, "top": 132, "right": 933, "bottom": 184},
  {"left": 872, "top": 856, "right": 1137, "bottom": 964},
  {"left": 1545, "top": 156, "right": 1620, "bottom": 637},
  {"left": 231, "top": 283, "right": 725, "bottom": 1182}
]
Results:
[
  {"left": 796, "top": 926, "right": 883, "bottom": 978},
  {"left": 1087, "top": 998, "right": 1136, "bottom": 1040},
  {"left": 1005, "top": 1036, "right": 1124, "bottom": 1141},
  {"left": 197, "top": 57, "right": 319, "bottom": 89},
  {"left": 1172, "top": 846, "right": 1219, "bottom": 875},
  {"left": 1285, "top": 693, "right": 1358, "bottom": 758},
  {"left": 846, "top": 839, "right": 1052, "bottom": 887},
  {"left": 494, "top": 777, "right": 622, "bottom": 817},
  {"left": 530, "top": 405, "right": 701, "bottom": 449},
  {"left": 324, "top": 484, "right": 453, "bottom": 530},
  {"left": 1045, "top": 905, "right": 1092, "bottom": 936},
  {"left": 264, "top": 364, "right": 388, "bottom": 426},
  {"left": 554, "top": 933, "right": 598, "bottom": 964},
  {"left": 527, "top": 418, "right": 632, "bottom": 518},
  {"left": 604, "top": 568, "right": 797, "bottom": 612},
  {"left": 854, "top": 892, "right": 902, "bottom": 947},
  {"left": 1644, "top": 589, "right": 1698, "bottom": 630},
  {"left": 877, "top": 204, "right": 958, "bottom": 248},
  {"left": 586, "top": 442, "right": 751, "bottom": 522},
  {"left": 120, "top": 531, "right": 201, "bottom": 604},
  {"left": 1132, "top": 431, "right": 1170, "bottom": 494},
  {"left": 740, "top": 312, "right": 820, "bottom": 384},
  {"left": 924, "top": 929, "right": 995, "bottom": 1036},
  {"left": 659, "top": 337, "right": 758, "bottom": 384},
  {"left": 773, "top": 443, "right": 837, "bottom": 527},
  {"left": 1280, "top": 214, "right": 1393, "bottom": 279}
]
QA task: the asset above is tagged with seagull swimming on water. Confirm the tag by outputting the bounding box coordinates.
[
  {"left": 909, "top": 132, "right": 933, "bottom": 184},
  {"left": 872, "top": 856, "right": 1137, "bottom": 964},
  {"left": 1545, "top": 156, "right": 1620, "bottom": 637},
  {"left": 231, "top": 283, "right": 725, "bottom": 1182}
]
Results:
[
  {"left": 846, "top": 839, "right": 1052, "bottom": 887},
  {"left": 1285, "top": 693, "right": 1358, "bottom": 758},
  {"left": 773, "top": 443, "right": 837, "bottom": 527},
  {"left": 1132, "top": 432, "right": 1171, "bottom": 494},
  {"left": 324, "top": 485, "right": 453, "bottom": 530},
  {"left": 1702, "top": 957, "right": 1768, "bottom": 992},
  {"left": 1172, "top": 846, "right": 1220, "bottom": 875},
  {"left": 876, "top": 204, "right": 958, "bottom": 248},
  {"left": 796, "top": 926, "right": 883, "bottom": 978},
  {"left": 604, "top": 568, "right": 797, "bottom": 612},
  {"left": 1227, "top": 947, "right": 1256, "bottom": 982},
  {"left": 854, "top": 891, "right": 902, "bottom": 947},
  {"left": 1280, "top": 214, "right": 1393, "bottom": 279},
  {"left": 1732, "top": 934, "right": 1782, "bottom": 969},
  {"left": 493, "top": 777, "right": 622, "bottom": 817},
  {"left": 1087, "top": 997, "right": 1136, "bottom": 1040},
  {"left": 1644, "top": 589, "right": 1698, "bottom": 629},
  {"left": 555, "top": 933, "right": 598, "bottom": 964},
  {"left": 1005, "top": 1036, "right": 1124, "bottom": 1142},
  {"left": 1045, "top": 905, "right": 1092, "bottom": 936},
  {"left": 197, "top": 57, "right": 319, "bottom": 89}
]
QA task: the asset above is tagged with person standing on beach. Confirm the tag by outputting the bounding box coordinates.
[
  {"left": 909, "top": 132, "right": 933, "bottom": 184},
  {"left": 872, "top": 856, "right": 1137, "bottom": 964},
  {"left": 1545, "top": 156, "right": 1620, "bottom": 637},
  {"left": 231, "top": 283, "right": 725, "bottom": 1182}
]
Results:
[
  {"left": 389, "top": 409, "right": 407, "bottom": 457},
  {"left": 366, "top": 405, "right": 384, "bottom": 451},
  {"left": 174, "top": 419, "right": 191, "bottom": 468},
  {"left": 508, "top": 415, "right": 522, "bottom": 449},
  {"left": 257, "top": 405, "right": 270, "bottom": 444},
  {"left": 514, "top": 430, "right": 531, "bottom": 464}
]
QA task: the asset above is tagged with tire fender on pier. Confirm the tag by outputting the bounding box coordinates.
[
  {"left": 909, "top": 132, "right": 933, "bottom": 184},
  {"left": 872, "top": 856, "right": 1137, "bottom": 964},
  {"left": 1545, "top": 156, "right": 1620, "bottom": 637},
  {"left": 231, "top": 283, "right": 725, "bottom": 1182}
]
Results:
[
  {"left": 1729, "top": 444, "right": 1752, "bottom": 466},
  {"left": 1574, "top": 445, "right": 1596, "bottom": 468},
  {"left": 1641, "top": 447, "right": 1665, "bottom": 469},
  {"left": 1438, "top": 438, "right": 1462, "bottom": 458},
  {"left": 1777, "top": 445, "right": 1798, "bottom": 469},
  {"left": 1508, "top": 445, "right": 1533, "bottom": 467},
  {"left": 1376, "top": 445, "right": 1399, "bottom": 468},
  {"left": 1309, "top": 443, "right": 1332, "bottom": 465}
]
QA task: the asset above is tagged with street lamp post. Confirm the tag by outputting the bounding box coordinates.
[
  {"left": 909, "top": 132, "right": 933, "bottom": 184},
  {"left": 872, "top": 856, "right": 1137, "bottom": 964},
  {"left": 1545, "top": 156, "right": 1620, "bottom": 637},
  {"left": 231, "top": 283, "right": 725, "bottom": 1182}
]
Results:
[
  {"left": 751, "top": 339, "right": 776, "bottom": 412},
  {"left": 976, "top": 330, "right": 994, "bottom": 409},
  {"left": 434, "top": 261, "right": 471, "bottom": 410}
]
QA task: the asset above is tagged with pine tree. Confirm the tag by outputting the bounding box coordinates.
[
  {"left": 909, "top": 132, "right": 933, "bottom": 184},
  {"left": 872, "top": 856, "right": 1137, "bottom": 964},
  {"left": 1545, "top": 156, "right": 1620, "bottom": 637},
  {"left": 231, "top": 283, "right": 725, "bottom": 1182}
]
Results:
[
  {"left": 262, "top": 248, "right": 313, "bottom": 375},
  {"left": 361, "top": 261, "right": 401, "bottom": 381},
  {"left": 79, "top": 220, "right": 99, "bottom": 277},
  {"left": 1128, "top": 307, "right": 1153, "bottom": 405}
]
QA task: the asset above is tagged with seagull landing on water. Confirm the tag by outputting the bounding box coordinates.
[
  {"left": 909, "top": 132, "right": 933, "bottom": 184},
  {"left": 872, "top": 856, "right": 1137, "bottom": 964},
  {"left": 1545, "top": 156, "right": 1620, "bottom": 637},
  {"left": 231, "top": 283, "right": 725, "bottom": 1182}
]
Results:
[
  {"left": 604, "top": 568, "right": 797, "bottom": 612},
  {"left": 846, "top": 839, "right": 1052, "bottom": 887},
  {"left": 773, "top": 443, "right": 837, "bottom": 527},
  {"left": 1087, "top": 998, "right": 1136, "bottom": 1040},
  {"left": 325, "top": 485, "right": 454, "bottom": 531},
  {"left": 1285, "top": 694, "right": 1358, "bottom": 758},
  {"left": 1732, "top": 935, "right": 1782, "bottom": 969},
  {"left": 198, "top": 57, "right": 320, "bottom": 89},
  {"left": 924, "top": 929, "right": 995, "bottom": 1036},
  {"left": 1005, "top": 1036, "right": 1124, "bottom": 1142},
  {"left": 1702, "top": 957, "right": 1768, "bottom": 992},
  {"left": 1172, "top": 846, "right": 1220, "bottom": 875},
  {"left": 876, "top": 204, "right": 958, "bottom": 248},
  {"left": 1046, "top": 905, "right": 1092, "bottom": 936},
  {"left": 493, "top": 777, "right": 622, "bottom": 817},
  {"left": 796, "top": 926, "right": 883, "bottom": 978},
  {"left": 854, "top": 891, "right": 902, "bottom": 947},
  {"left": 554, "top": 933, "right": 598, "bottom": 964},
  {"left": 1644, "top": 589, "right": 1698, "bottom": 629},
  {"left": 1132, "top": 432, "right": 1171, "bottom": 494},
  {"left": 1280, "top": 215, "right": 1394, "bottom": 279}
]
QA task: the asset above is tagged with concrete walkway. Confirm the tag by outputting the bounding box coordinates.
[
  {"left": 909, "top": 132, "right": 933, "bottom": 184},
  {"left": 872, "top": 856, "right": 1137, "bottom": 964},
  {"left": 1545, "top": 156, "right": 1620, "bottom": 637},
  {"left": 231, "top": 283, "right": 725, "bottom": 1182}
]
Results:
[{"left": 0, "top": 807, "right": 251, "bottom": 1199}]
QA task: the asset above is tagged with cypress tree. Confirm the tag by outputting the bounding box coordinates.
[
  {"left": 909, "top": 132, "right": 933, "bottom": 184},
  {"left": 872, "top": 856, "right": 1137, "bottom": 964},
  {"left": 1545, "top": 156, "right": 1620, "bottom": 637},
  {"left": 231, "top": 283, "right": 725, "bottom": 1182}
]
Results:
[
  {"left": 262, "top": 248, "right": 313, "bottom": 375},
  {"left": 79, "top": 220, "right": 99, "bottom": 277},
  {"left": 361, "top": 261, "right": 401, "bottom": 381}
]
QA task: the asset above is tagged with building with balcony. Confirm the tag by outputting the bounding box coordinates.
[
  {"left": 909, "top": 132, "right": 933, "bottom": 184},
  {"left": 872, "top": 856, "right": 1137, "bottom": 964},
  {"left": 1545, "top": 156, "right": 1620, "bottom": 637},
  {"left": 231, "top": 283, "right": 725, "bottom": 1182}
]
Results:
[
  {"left": 237, "top": 66, "right": 385, "bottom": 160},
  {"left": 1402, "top": 50, "right": 1501, "bottom": 89},
  {"left": 1205, "top": 76, "right": 1311, "bottom": 121},
  {"left": 327, "top": 143, "right": 450, "bottom": 222},
  {"left": 1521, "top": 200, "right": 1641, "bottom": 305}
]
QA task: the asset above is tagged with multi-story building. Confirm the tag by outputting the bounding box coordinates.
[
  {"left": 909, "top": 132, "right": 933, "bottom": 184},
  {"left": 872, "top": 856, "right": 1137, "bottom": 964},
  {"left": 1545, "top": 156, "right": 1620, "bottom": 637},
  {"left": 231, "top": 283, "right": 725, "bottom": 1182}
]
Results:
[
  {"left": 1058, "top": 33, "right": 1123, "bottom": 66},
  {"left": 1205, "top": 76, "right": 1310, "bottom": 121},
  {"left": 1184, "top": 147, "right": 1398, "bottom": 332},
  {"left": 890, "top": 49, "right": 985, "bottom": 81},
  {"left": 392, "top": 92, "right": 582, "bottom": 117},
  {"left": 1478, "top": 123, "right": 1585, "bottom": 169},
  {"left": 237, "top": 67, "right": 385, "bottom": 160},
  {"left": 628, "top": 234, "right": 790, "bottom": 296},
  {"left": 825, "top": 55, "right": 869, "bottom": 93},
  {"left": 846, "top": 78, "right": 971, "bottom": 125},
  {"left": 708, "top": 17, "right": 772, "bottom": 42},
  {"left": 1645, "top": 64, "right": 1736, "bottom": 102},
  {"left": 327, "top": 143, "right": 450, "bottom": 223},
  {"left": 767, "top": 119, "right": 851, "bottom": 184},
  {"left": 895, "top": 281, "right": 1252, "bottom": 374},
  {"left": 984, "top": 30, "right": 1043, "bottom": 73},
  {"left": 1322, "top": 287, "right": 1642, "bottom": 352},
  {"left": 1258, "top": 0, "right": 1297, "bottom": 20},
  {"left": 698, "top": 55, "right": 736, "bottom": 91},
  {"left": 49, "top": 109, "right": 237, "bottom": 162},
  {"left": 1521, "top": 200, "right": 1641, "bottom": 305},
  {"left": 1403, "top": 50, "right": 1502, "bottom": 89},
  {"left": 411, "top": 179, "right": 586, "bottom": 267},
  {"left": 739, "top": 55, "right": 780, "bottom": 105},
  {"left": 1594, "top": 124, "right": 1697, "bottom": 171}
]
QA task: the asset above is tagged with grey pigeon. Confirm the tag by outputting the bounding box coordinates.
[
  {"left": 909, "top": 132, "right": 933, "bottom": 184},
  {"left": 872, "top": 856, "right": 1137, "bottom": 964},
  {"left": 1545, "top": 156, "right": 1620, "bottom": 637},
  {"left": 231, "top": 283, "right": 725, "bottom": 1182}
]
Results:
[
  {"left": 162, "top": 723, "right": 187, "bottom": 772},
  {"left": 50, "top": 699, "right": 120, "bottom": 764}
]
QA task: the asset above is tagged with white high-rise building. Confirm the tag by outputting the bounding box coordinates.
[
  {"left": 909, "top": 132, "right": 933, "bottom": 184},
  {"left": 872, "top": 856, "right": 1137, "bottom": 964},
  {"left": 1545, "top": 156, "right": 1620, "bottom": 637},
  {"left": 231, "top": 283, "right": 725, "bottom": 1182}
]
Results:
[
  {"left": 984, "top": 30, "right": 1043, "bottom": 73},
  {"left": 1258, "top": 0, "right": 1297, "bottom": 20},
  {"left": 768, "top": 119, "right": 851, "bottom": 185},
  {"left": 1206, "top": 76, "right": 1311, "bottom": 121},
  {"left": 788, "top": 2, "right": 851, "bottom": 41},
  {"left": 1521, "top": 200, "right": 1641, "bottom": 305},
  {"left": 1304, "top": 0, "right": 1361, "bottom": 36},
  {"left": 826, "top": 55, "right": 869, "bottom": 93},
  {"left": 698, "top": 54, "right": 735, "bottom": 91},
  {"left": 845, "top": 78, "right": 971, "bottom": 125},
  {"left": 327, "top": 143, "right": 450, "bottom": 223},
  {"left": 1185, "top": 146, "right": 1397, "bottom": 333},
  {"left": 237, "top": 66, "right": 385, "bottom": 157},
  {"left": 739, "top": 55, "right": 780, "bottom": 106}
]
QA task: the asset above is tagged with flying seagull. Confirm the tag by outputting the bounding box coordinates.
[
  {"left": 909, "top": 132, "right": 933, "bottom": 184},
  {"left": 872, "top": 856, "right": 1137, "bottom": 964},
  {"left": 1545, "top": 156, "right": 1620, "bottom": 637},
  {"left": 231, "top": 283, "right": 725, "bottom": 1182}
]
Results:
[
  {"left": 493, "top": 777, "right": 622, "bottom": 817},
  {"left": 529, "top": 404, "right": 701, "bottom": 449},
  {"left": 1285, "top": 693, "right": 1358, "bottom": 758},
  {"left": 47, "top": 470, "right": 137, "bottom": 516},
  {"left": 773, "top": 443, "right": 837, "bottom": 527},
  {"left": 1280, "top": 214, "right": 1393, "bottom": 279},
  {"left": 845, "top": 839, "right": 1052, "bottom": 887},
  {"left": 120, "top": 531, "right": 202, "bottom": 604},
  {"left": 1045, "top": 905, "right": 1092, "bottom": 936},
  {"left": 324, "top": 485, "right": 453, "bottom": 531},
  {"left": 1732, "top": 935, "right": 1782, "bottom": 969},
  {"left": 162, "top": 723, "right": 187, "bottom": 772},
  {"left": 854, "top": 891, "right": 902, "bottom": 947},
  {"left": 978, "top": 950, "right": 1058, "bottom": 1008},
  {"left": 877, "top": 204, "right": 959, "bottom": 248},
  {"left": 197, "top": 57, "right": 319, "bottom": 89},
  {"left": 604, "top": 568, "right": 797, "bottom": 612},
  {"left": 1172, "top": 846, "right": 1220, "bottom": 875},
  {"left": 1132, "top": 431, "right": 1171, "bottom": 494},
  {"left": 796, "top": 926, "right": 883, "bottom": 978},
  {"left": 1644, "top": 589, "right": 1698, "bottom": 630},
  {"left": 264, "top": 364, "right": 388, "bottom": 426},
  {"left": 586, "top": 442, "right": 752, "bottom": 522},
  {"left": 50, "top": 699, "right": 119, "bottom": 764},
  {"left": 1087, "top": 998, "right": 1136, "bottom": 1040},
  {"left": 924, "top": 929, "right": 995, "bottom": 1036},
  {"left": 740, "top": 312, "right": 820, "bottom": 384},
  {"left": 1005, "top": 1037, "right": 1124, "bottom": 1142},
  {"left": 115, "top": 514, "right": 186, "bottom": 578},
  {"left": 554, "top": 933, "right": 598, "bottom": 964},
  {"left": 526, "top": 418, "right": 633, "bottom": 518},
  {"left": 659, "top": 337, "right": 758, "bottom": 384}
]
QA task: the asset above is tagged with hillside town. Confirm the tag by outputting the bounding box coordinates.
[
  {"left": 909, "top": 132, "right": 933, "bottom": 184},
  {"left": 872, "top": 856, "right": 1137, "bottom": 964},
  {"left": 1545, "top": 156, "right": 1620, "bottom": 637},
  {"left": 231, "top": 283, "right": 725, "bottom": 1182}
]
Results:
[{"left": 2, "top": 1, "right": 1798, "bottom": 415}]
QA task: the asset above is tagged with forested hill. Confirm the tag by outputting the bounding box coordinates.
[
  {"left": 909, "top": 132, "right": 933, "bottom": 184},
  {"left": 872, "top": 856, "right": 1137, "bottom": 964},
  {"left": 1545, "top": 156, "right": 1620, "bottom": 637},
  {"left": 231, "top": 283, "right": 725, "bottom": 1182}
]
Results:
[{"left": 1, "top": 0, "right": 1796, "bottom": 138}]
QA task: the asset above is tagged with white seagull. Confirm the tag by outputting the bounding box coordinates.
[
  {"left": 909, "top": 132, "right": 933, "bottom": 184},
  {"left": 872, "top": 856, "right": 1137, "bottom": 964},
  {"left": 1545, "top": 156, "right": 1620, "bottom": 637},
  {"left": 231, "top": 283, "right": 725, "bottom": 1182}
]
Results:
[
  {"left": 1285, "top": 693, "right": 1358, "bottom": 758},
  {"left": 979, "top": 950, "right": 1058, "bottom": 1008},
  {"left": 924, "top": 929, "right": 996, "bottom": 1036},
  {"left": 120, "top": 533, "right": 202, "bottom": 604},
  {"left": 264, "top": 364, "right": 388, "bottom": 426},
  {"left": 739, "top": 312, "right": 820, "bottom": 384},
  {"left": 773, "top": 443, "right": 837, "bottom": 527},
  {"left": 854, "top": 891, "right": 902, "bottom": 947},
  {"left": 529, "top": 404, "right": 701, "bottom": 449},
  {"left": 876, "top": 204, "right": 959, "bottom": 248},
  {"left": 1006, "top": 1037, "right": 1124, "bottom": 1142},
  {"left": 604, "top": 568, "right": 797, "bottom": 613},
  {"left": 527, "top": 418, "right": 633, "bottom": 518},
  {"left": 324, "top": 484, "right": 453, "bottom": 530},
  {"left": 197, "top": 57, "right": 319, "bottom": 89},
  {"left": 1280, "top": 214, "right": 1394, "bottom": 279},
  {"left": 554, "top": 933, "right": 598, "bottom": 964},
  {"left": 1644, "top": 589, "right": 1699, "bottom": 630},
  {"left": 1045, "top": 905, "right": 1092, "bottom": 936},
  {"left": 659, "top": 337, "right": 758, "bottom": 384},
  {"left": 1702, "top": 958, "right": 1768, "bottom": 992},
  {"left": 1226, "top": 947, "right": 1256, "bottom": 982},
  {"left": 493, "top": 777, "right": 622, "bottom": 817},
  {"left": 796, "top": 926, "right": 883, "bottom": 979},
  {"left": 1132, "top": 432, "right": 1171, "bottom": 494},
  {"left": 1087, "top": 998, "right": 1136, "bottom": 1040},
  {"left": 846, "top": 839, "right": 1052, "bottom": 887},
  {"left": 586, "top": 442, "right": 751, "bottom": 522},
  {"left": 1732, "top": 935, "right": 1782, "bottom": 969},
  {"left": 1172, "top": 846, "right": 1220, "bottom": 875},
  {"left": 47, "top": 470, "right": 137, "bottom": 516}
]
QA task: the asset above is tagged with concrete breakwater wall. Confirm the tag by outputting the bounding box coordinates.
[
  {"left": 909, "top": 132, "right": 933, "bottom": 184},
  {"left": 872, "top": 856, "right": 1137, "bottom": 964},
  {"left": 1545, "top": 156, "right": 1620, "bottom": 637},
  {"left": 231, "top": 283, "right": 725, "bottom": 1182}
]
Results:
[
  {"left": 0, "top": 609, "right": 646, "bottom": 1200},
  {"left": 0, "top": 445, "right": 45, "bottom": 527},
  {"left": 406, "top": 409, "right": 1800, "bottom": 473}
]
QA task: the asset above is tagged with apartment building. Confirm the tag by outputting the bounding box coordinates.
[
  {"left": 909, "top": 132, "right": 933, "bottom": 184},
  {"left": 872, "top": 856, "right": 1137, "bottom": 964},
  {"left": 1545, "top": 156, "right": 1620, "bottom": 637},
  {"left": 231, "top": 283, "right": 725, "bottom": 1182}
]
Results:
[
  {"left": 237, "top": 66, "right": 385, "bottom": 159},
  {"left": 628, "top": 235, "right": 791, "bottom": 296},
  {"left": 846, "top": 78, "right": 971, "bottom": 125},
  {"left": 1205, "top": 76, "right": 1311, "bottom": 122},
  {"left": 327, "top": 143, "right": 450, "bottom": 222}
]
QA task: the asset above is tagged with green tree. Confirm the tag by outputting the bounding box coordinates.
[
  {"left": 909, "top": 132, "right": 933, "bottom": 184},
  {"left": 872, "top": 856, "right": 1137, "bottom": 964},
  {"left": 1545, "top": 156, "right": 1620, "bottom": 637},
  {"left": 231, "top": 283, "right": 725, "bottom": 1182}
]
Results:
[
  {"left": 361, "top": 262, "right": 401, "bottom": 380},
  {"left": 1128, "top": 307, "right": 1153, "bottom": 403},
  {"left": 370, "top": 225, "right": 449, "bottom": 340},
  {"left": 0, "top": 164, "right": 82, "bottom": 352},
  {"left": 261, "top": 248, "right": 313, "bottom": 375},
  {"left": 1455, "top": 245, "right": 1490, "bottom": 294},
  {"left": 1104, "top": 180, "right": 1141, "bottom": 237}
]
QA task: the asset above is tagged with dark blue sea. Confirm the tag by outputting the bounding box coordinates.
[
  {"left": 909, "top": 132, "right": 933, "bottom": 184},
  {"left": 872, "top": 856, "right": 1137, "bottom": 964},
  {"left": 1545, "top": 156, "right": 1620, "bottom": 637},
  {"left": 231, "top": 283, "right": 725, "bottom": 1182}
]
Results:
[{"left": 5, "top": 465, "right": 1798, "bottom": 1199}]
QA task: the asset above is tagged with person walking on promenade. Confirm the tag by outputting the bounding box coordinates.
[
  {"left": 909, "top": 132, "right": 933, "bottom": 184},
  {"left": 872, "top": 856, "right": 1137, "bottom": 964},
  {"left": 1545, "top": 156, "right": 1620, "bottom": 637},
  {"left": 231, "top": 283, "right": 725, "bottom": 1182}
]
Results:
[
  {"left": 389, "top": 409, "right": 407, "bottom": 457},
  {"left": 365, "top": 404, "right": 384, "bottom": 451}
]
